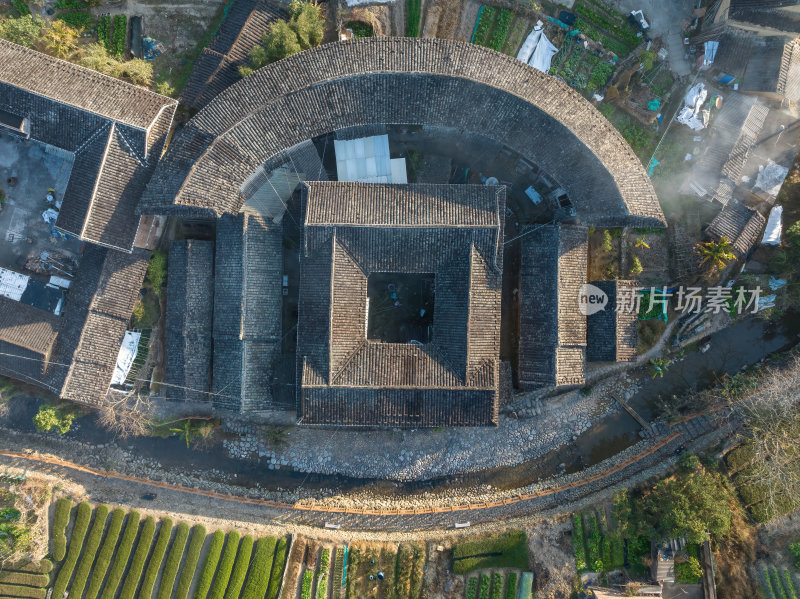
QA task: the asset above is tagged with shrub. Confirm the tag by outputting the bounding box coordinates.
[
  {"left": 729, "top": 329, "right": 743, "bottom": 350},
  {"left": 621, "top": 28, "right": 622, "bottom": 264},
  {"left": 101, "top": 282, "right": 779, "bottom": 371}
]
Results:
[
  {"left": 12, "top": 0, "right": 31, "bottom": 16},
  {"left": 52, "top": 498, "right": 72, "bottom": 561},
  {"left": 266, "top": 536, "right": 287, "bottom": 599},
  {"left": 68, "top": 505, "right": 110, "bottom": 598},
  {"left": 466, "top": 577, "right": 478, "bottom": 599},
  {"left": 241, "top": 536, "right": 276, "bottom": 599},
  {"left": 630, "top": 255, "right": 643, "bottom": 275},
  {"left": 85, "top": 508, "right": 125, "bottom": 599},
  {"left": 0, "top": 572, "right": 49, "bottom": 586},
  {"left": 572, "top": 514, "right": 587, "bottom": 571},
  {"left": 452, "top": 531, "right": 528, "bottom": 574},
  {"left": 675, "top": 556, "right": 702, "bottom": 583},
  {"left": 209, "top": 531, "right": 241, "bottom": 599},
  {"left": 137, "top": 518, "right": 173, "bottom": 599},
  {"left": 300, "top": 570, "right": 313, "bottom": 599},
  {"left": 726, "top": 444, "right": 756, "bottom": 473},
  {"left": 0, "top": 14, "right": 44, "bottom": 47},
  {"left": 99, "top": 510, "right": 141, "bottom": 599},
  {"left": 111, "top": 14, "right": 126, "bottom": 55},
  {"left": 346, "top": 21, "right": 373, "bottom": 38},
  {"left": 157, "top": 521, "right": 190, "bottom": 599},
  {"left": 504, "top": 573, "right": 518, "bottom": 599},
  {"left": 0, "top": 584, "right": 46, "bottom": 599},
  {"left": 406, "top": 0, "right": 421, "bottom": 36},
  {"left": 55, "top": 11, "right": 94, "bottom": 30},
  {"left": 223, "top": 534, "right": 254, "bottom": 599},
  {"left": 145, "top": 249, "right": 167, "bottom": 294},
  {"left": 118, "top": 516, "right": 156, "bottom": 599},
  {"left": 34, "top": 404, "right": 75, "bottom": 434},
  {"left": 51, "top": 502, "right": 92, "bottom": 599},
  {"left": 194, "top": 530, "right": 225, "bottom": 599},
  {"left": 172, "top": 525, "right": 207, "bottom": 599},
  {"left": 490, "top": 572, "right": 504, "bottom": 599}
]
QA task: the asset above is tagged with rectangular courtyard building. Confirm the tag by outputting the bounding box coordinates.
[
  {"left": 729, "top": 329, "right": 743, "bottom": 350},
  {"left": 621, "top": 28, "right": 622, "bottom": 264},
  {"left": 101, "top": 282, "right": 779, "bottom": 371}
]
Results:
[{"left": 297, "top": 182, "right": 505, "bottom": 427}]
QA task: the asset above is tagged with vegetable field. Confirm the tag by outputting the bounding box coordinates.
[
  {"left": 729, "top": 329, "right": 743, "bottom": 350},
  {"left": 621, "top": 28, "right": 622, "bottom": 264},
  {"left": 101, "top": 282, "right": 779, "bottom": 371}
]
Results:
[
  {"left": 571, "top": 510, "right": 624, "bottom": 574},
  {"left": 46, "top": 501, "right": 289, "bottom": 599},
  {"left": 472, "top": 7, "right": 514, "bottom": 53},
  {"left": 452, "top": 531, "right": 528, "bottom": 574},
  {"left": 464, "top": 571, "right": 519, "bottom": 599}
]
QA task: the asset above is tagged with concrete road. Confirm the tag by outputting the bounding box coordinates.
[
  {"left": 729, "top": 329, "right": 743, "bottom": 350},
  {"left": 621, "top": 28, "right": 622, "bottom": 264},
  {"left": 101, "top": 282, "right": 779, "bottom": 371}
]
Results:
[{"left": 616, "top": 0, "right": 696, "bottom": 77}]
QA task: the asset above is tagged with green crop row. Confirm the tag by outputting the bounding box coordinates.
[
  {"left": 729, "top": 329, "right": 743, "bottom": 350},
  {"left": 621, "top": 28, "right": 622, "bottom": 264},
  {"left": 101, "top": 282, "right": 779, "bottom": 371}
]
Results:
[
  {"left": 572, "top": 514, "right": 587, "bottom": 571},
  {"left": 99, "top": 510, "right": 141, "bottom": 599},
  {"left": 174, "top": 525, "right": 207, "bottom": 599},
  {"left": 52, "top": 502, "right": 92, "bottom": 599},
  {"left": 773, "top": 567, "right": 790, "bottom": 599},
  {"left": 242, "top": 536, "right": 277, "bottom": 599},
  {"left": 157, "top": 521, "right": 190, "bottom": 599},
  {"left": 97, "top": 15, "right": 111, "bottom": 51},
  {"left": 466, "top": 577, "right": 478, "bottom": 599},
  {"left": 489, "top": 9, "right": 512, "bottom": 52},
  {"left": 69, "top": 505, "right": 110, "bottom": 599},
  {"left": 5, "top": 559, "right": 53, "bottom": 574},
  {"left": 209, "top": 530, "right": 240, "bottom": 599},
  {"left": 504, "top": 573, "right": 518, "bottom": 599},
  {"left": 224, "top": 534, "right": 254, "bottom": 599},
  {"left": 315, "top": 569, "right": 328, "bottom": 599},
  {"left": 406, "top": 0, "right": 421, "bottom": 37},
  {"left": 85, "top": 508, "right": 125, "bottom": 599},
  {"left": 473, "top": 6, "right": 496, "bottom": 47},
  {"left": 112, "top": 14, "right": 127, "bottom": 56},
  {"left": 490, "top": 573, "right": 503, "bottom": 599},
  {"left": 301, "top": 570, "right": 314, "bottom": 599},
  {"left": 0, "top": 572, "right": 49, "bottom": 587},
  {"left": 765, "top": 567, "right": 779, "bottom": 599},
  {"left": 55, "top": 11, "right": 95, "bottom": 29},
  {"left": 784, "top": 570, "right": 798, "bottom": 599},
  {"left": 138, "top": 517, "right": 173, "bottom": 599},
  {"left": 0, "top": 583, "right": 46, "bottom": 599},
  {"left": 574, "top": 3, "right": 639, "bottom": 45},
  {"left": 479, "top": 574, "right": 490, "bottom": 599},
  {"left": 266, "top": 536, "right": 288, "bottom": 599},
  {"left": 118, "top": 516, "right": 156, "bottom": 599},
  {"left": 194, "top": 530, "right": 225, "bottom": 599},
  {"left": 585, "top": 514, "right": 603, "bottom": 572},
  {"left": 52, "top": 498, "right": 72, "bottom": 561}
]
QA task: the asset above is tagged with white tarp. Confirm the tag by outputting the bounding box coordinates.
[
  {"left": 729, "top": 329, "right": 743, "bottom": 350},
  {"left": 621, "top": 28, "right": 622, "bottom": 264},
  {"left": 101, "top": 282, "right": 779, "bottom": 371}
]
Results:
[
  {"left": 390, "top": 158, "right": 408, "bottom": 184},
  {"left": 529, "top": 31, "right": 558, "bottom": 73},
  {"left": 516, "top": 22, "right": 543, "bottom": 64},
  {"left": 754, "top": 160, "right": 790, "bottom": 197},
  {"left": 111, "top": 331, "right": 141, "bottom": 386},
  {"left": 49, "top": 275, "right": 71, "bottom": 289},
  {"left": 0, "top": 267, "right": 29, "bottom": 301},
  {"left": 335, "top": 134, "right": 392, "bottom": 182},
  {"left": 675, "top": 83, "right": 708, "bottom": 130},
  {"left": 762, "top": 205, "right": 783, "bottom": 245},
  {"left": 703, "top": 41, "right": 719, "bottom": 66},
  {"left": 630, "top": 10, "right": 649, "bottom": 29}
]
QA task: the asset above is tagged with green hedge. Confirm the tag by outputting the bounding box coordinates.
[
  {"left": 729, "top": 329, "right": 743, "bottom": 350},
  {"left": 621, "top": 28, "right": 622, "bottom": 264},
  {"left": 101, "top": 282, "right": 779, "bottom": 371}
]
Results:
[
  {"left": 174, "top": 525, "right": 207, "bottom": 599},
  {"left": 0, "top": 583, "right": 46, "bottom": 599},
  {"left": 194, "top": 530, "right": 225, "bottom": 599},
  {"left": 99, "top": 510, "right": 141, "bottom": 599},
  {"left": 504, "top": 573, "right": 518, "bottom": 599},
  {"left": 51, "top": 501, "right": 92, "bottom": 599},
  {"left": 157, "top": 521, "right": 191, "bottom": 599},
  {"left": 209, "top": 530, "right": 240, "bottom": 599},
  {"left": 6, "top": 559, "right": 53, "bottom": 574},
  {"left": 138, "top": 518, "right": 173, "bottom": 599},
  {"left": 52, "top": 498, "right": 72, "bottom": 561},
  {"left": 119, "top": 516, "right": 157, "bottom": 599},
  {"left": 85, "top": 508, "right": 125, "bottom": 599},
  {"left": 0, "top": 572, "right": 50, "bottom": 586},
  {"left": 241, "top": 536, "right": 277, "bottom": 599},
  {"left": 69, "top": 504, "right": 110, "bottom": 598},
  {"left": 223, "top": 535, "right": 254, "bottom": 599},
  {"left": 452, "top": 531, "right": 528, "bottom": 574},
  {"left": 266, "top": 536, "right": 287, "bottom": 599}
]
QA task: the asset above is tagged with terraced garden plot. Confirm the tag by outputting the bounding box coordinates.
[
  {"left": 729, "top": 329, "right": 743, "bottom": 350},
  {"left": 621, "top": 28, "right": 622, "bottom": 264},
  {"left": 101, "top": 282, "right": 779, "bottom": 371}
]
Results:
[
  {"left": 571, "top": 0, "right": 639, "bottom": 57},
  {"left": 341, "top": 541, "right": 426, "bottom": 599},
  {"left": 471, "top": 6, "right": 517, "bottom": 54}
]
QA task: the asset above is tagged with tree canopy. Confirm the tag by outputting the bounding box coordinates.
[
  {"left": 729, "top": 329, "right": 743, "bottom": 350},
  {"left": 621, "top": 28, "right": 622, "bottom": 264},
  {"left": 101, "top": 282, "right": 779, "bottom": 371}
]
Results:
[{"left": 239, "top": 1, "right": 324, "bottom": 77}]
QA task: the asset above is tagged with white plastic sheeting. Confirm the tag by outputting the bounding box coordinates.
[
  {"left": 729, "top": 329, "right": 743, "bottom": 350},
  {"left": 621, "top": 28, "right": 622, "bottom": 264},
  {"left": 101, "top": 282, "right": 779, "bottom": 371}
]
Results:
[
  {"left": 754, "top": 160, "right": 790, "bottom": 198},
  {"left": 0, "top": 267, "right": 29, "bottom": 302},
  {"left": 111, "top": 331, "right": 141, "bottom": 386},
  {"left": 703, "top": 41, "right": 719, "bottom": 66},
  {"left": 529, "top": 32, "right": 558, "bottom": 73},
  {"left": 49, "top": 275, "right": 71, "bottom": 289},
  {"left": 762, "top": 204, "right": 783, "bottom": 245},
  {"left": 390, "top": 158, "right": 408, "bottom": 184},
  {"left": 675, "top": 83, "right": 708, "bottom": 130},
  {"left": 335, "top": 135, "right": 407, "bottom": 183},
  {"left": 516, "top": 23, "right": 543, "bottom": 64}
]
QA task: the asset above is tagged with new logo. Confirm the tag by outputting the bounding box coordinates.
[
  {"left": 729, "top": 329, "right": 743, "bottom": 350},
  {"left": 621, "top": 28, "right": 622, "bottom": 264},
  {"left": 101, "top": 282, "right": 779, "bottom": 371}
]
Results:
[{"left": 578, "top": 283, "right": 608, "bottom": 316}]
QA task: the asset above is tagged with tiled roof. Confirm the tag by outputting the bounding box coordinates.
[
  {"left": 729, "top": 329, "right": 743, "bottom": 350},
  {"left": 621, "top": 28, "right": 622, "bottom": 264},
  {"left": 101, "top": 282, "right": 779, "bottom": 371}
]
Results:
[
  {"left": 778, "top": 40, "right": 800, "bottom": 102},
  {"left": 0, "top": 40, "right": 177, "bottom": 252},
  {"left": 707, "top": 200, "right": 766, "bottom": 256},
  {"left": 729, "top": 0, "right": 800, "bottom": 33},
  {"left": 586, "top": 280, "right": 637, "bottom": 363},
  {"left": 142, "top": 38, "right": 664, "bottom": 229},
  {"left": 297, "top": 182, "right": 503, "bottom": 427},
  {"left": 0, "top": 298, "right": 59, "bottom": 358},
  {"left": 741, "top": 36, "right": 788, "bottom": 94},
  {"left": 211, "top": 213, "right": 283, "bottom": 412},
  {"left": 518, "top": 224, "right": 587, "bottom": 388},
  {"left": 181, "top": 0, "right": 287, "bottom": 111},
  {"left": 165, "top": 240, "right": 214, "bottom": 402}
]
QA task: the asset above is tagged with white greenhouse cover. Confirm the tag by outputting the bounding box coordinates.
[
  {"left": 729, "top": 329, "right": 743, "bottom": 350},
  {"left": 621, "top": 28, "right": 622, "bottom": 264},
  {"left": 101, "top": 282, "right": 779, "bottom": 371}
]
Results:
[
  {"left": 335, "top": 135, "right": 408, "bottom": 183},
  {"left": 516, "top": 23, "right": 543, "bottom": 64},
  {"left": 529, "top": 32, "right": 558, "bottom": 73},
  {"left": 762, "top": 205, "right": 783, "bottom": 246},
  {"left": 111, "top": 331, "right": 141, "bottom": 386},
  {"left": 0, "top": 267, "right": 29, "bottom": 302}
]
